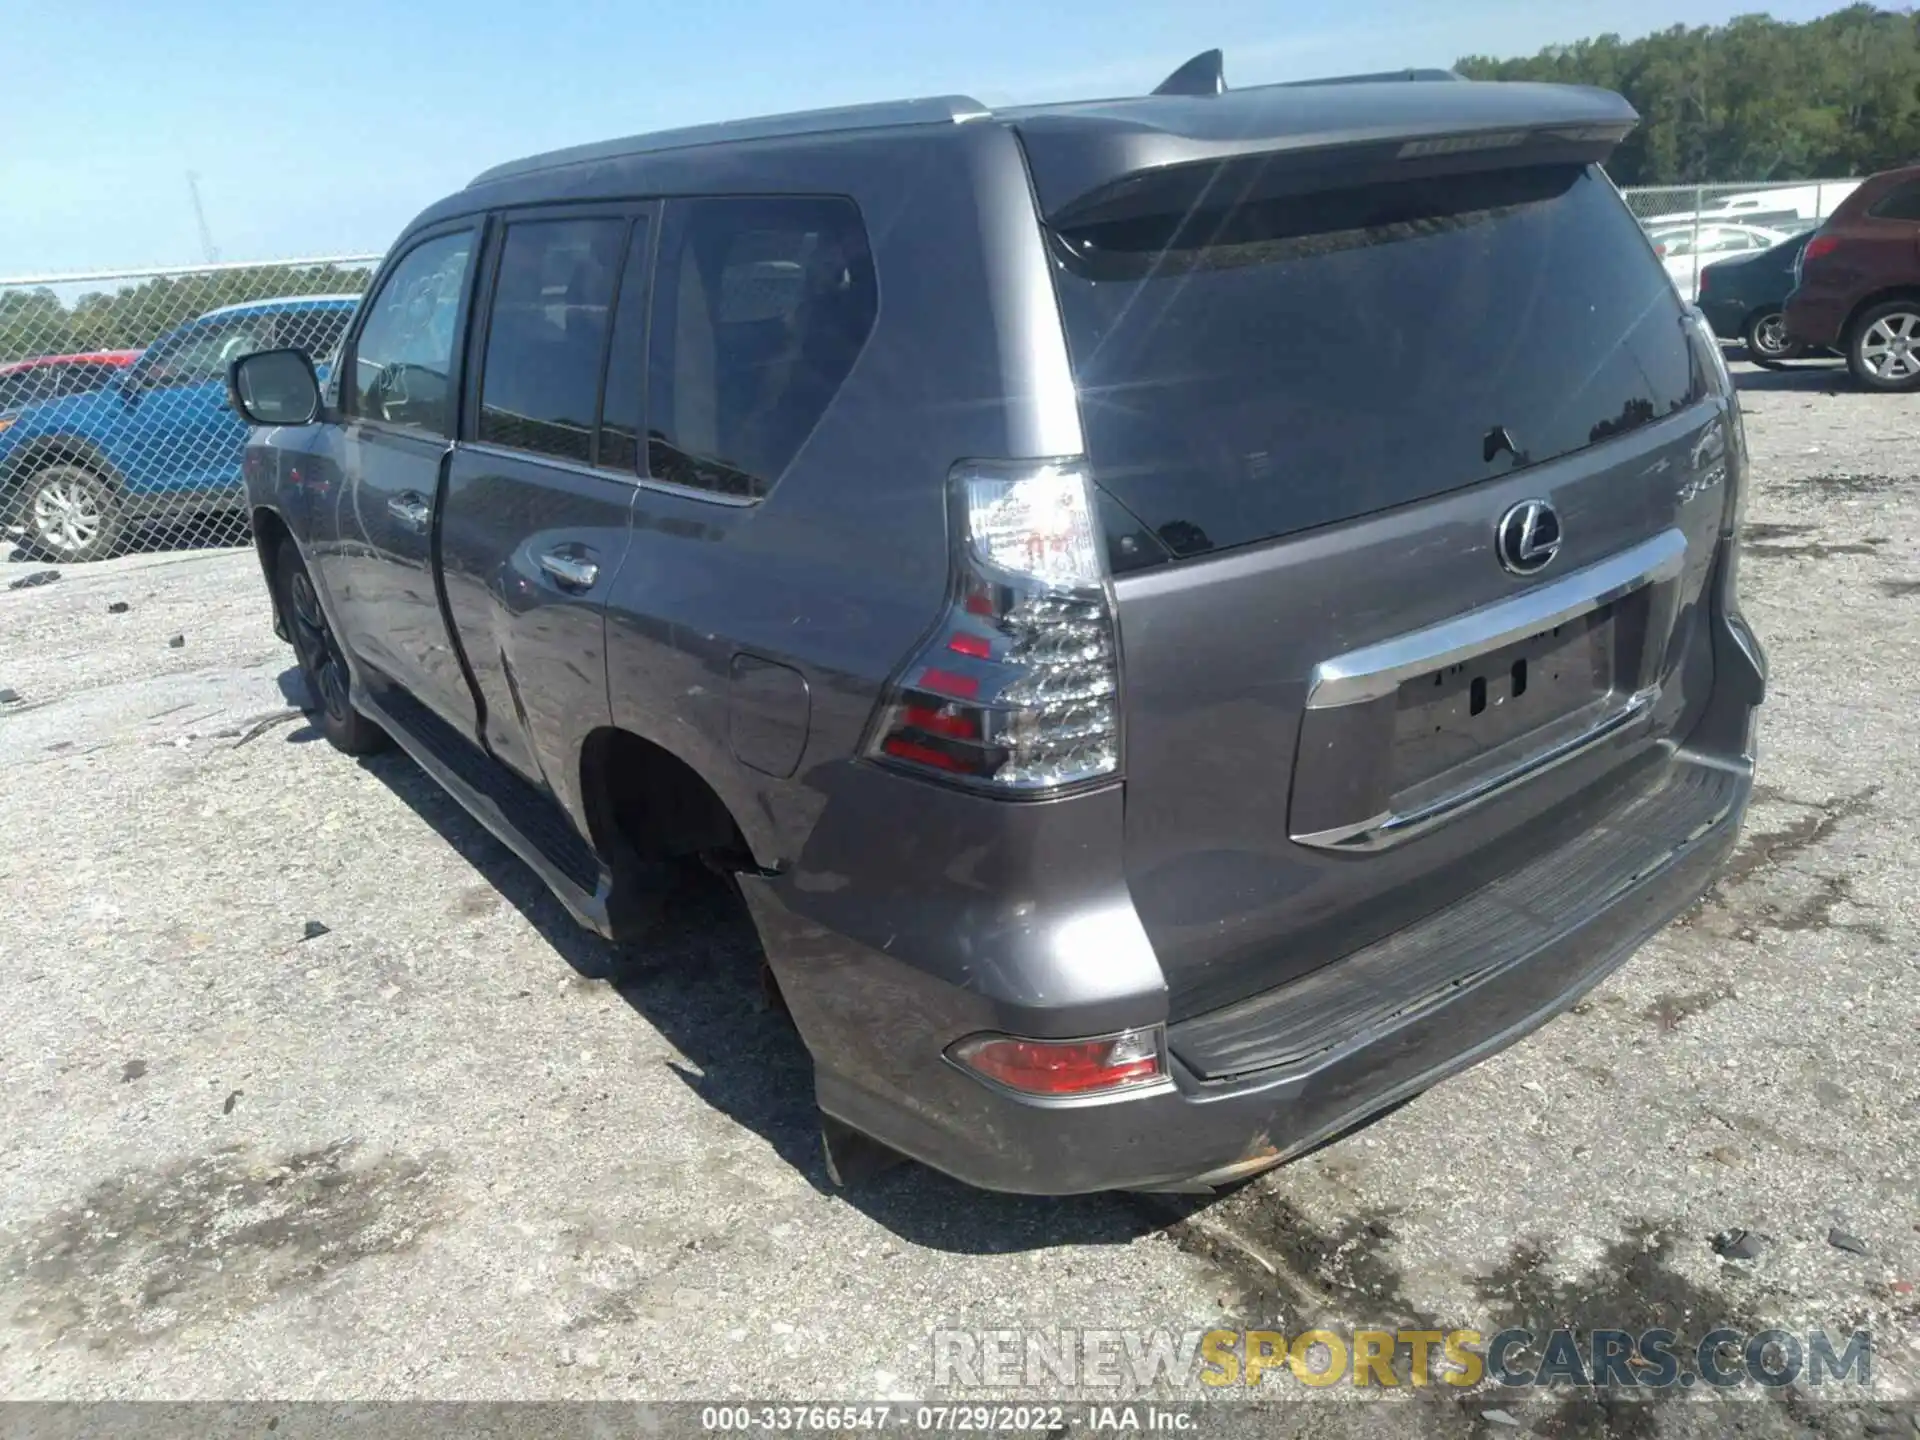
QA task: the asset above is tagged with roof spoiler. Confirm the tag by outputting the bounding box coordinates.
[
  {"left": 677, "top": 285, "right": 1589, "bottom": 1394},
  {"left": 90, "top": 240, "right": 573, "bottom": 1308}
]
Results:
[{"left": 1027, "top": 82, "right": 1641, "bottom": 228}]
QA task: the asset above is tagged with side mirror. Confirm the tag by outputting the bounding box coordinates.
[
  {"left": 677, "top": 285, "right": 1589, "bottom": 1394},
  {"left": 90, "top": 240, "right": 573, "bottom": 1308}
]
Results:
[{"left": 228, "top": 348, "right": 321, "bottom": 426}]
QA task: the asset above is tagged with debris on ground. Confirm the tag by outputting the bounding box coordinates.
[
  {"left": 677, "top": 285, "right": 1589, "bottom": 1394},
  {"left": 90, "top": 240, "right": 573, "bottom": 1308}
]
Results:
[
  {"left": 107, "top": 601, "right": 130, "bottom": 613},
  {"left": 301, "top": 920, "right": 331, "bottom": 941},
  {"left": 120, "top": 1059, "right": 148, "bottom": 1083},
  {"left": 168, "top": 634, "right": 185, "bottom": 648},
  {"left": 6, "top": 570, "right": 59, "bottom": 590},
  {"left": 1712, "top": 1228, "right": 1770, "bottom": 1260},
  {"left": 0, "top": 687, "right": 20, "bottom": 706},
  {"left": 222, "top": 1090, "right": 242, "bottom": 1115},
  {"left": 1828, "top": 1228, "right": 1871, "bottom": 1256},
  {"left": 232, "top": 707, "right": 305, "bottom": 748}
]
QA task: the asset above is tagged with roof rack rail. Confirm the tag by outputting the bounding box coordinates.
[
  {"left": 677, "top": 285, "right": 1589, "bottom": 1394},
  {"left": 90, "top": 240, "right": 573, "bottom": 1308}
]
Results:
[
  {"left": 469, "top": 94, "right": 991, "bottom": 188},
  {"left": 1277, "top": 68, "right": 1466, "bottom": 87},
  {"left": 1152, "top": 49, "right": 1226, "bottom": 97}
]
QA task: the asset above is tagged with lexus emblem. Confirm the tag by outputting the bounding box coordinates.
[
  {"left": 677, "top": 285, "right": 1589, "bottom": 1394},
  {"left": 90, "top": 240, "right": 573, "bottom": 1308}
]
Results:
[{"left": 1496, "top": 499, "right": 1562, "bottom": 576}]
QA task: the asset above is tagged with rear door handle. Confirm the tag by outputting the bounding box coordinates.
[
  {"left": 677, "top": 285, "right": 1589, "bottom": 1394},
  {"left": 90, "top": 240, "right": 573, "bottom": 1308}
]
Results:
[
  {"left": 387, "top": 493, "right": 431, "bottom": 533},
  {"left": 538, "top": 549, "right": 600, "bottom": 592}
]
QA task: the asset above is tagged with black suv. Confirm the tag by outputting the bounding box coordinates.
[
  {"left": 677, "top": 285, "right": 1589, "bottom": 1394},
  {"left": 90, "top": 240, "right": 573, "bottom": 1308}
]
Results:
[{"left": 228, "top": 56, "right": 1765, "bottom": 1196}]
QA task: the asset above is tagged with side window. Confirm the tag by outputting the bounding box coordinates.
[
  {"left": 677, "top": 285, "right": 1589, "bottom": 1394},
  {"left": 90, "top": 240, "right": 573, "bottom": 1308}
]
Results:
[
  {"left": 59, "top": 364, "right": 118, "bottom": 397},
  {"left": 648, "top": 196, "right": 876, "bottom": 498},
  {"left": 1868, "top": 181, "right": 1920, "bottom": 222},
  {"left": 139, "top": 316, "right": 277, "bottom": 389},
  {"left": 350, "top": 232, "right": 475, "bottom": 433},
  {"left": 477, "top": 217, "right": 627, "bottom": 463}
]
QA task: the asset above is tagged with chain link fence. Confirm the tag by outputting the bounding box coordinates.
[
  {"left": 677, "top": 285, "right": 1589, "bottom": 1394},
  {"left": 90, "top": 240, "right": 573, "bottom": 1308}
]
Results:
[
  {"left": 0, "top": 257, "right": 377, "bottom": 564},
  {"left": 0, "top": 175, "right": 1870, "bottom": 566}
]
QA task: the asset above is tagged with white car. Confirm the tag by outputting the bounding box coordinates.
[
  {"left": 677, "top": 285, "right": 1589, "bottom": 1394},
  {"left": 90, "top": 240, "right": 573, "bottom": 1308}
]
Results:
[{"left": 1647, "top": 222, "right": 1793, "bottom": 301}]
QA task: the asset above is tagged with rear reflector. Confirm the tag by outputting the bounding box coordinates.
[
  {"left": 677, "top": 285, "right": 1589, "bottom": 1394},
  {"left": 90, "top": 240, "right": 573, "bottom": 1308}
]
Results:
[{"left": 948, "top": 1028, "right": 1166, "bottom": 1096}]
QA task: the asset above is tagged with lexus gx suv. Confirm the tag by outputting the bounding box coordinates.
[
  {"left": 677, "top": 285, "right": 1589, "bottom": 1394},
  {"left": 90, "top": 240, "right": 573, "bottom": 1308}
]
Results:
[{"left": 227, "top": 55, "right": 1766, "bottom": 1195}]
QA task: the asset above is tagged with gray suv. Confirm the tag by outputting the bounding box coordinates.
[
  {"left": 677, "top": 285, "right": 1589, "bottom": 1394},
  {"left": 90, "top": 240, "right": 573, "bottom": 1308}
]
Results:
[{"left": 228, "top": 56, "right": 1766, "bottom": 1195}]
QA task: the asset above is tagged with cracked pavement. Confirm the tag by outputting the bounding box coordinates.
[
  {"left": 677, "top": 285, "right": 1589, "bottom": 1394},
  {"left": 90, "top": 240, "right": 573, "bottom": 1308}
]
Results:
[{"left": 1, "top": 358, "right": 1916, "bottom": 1435}]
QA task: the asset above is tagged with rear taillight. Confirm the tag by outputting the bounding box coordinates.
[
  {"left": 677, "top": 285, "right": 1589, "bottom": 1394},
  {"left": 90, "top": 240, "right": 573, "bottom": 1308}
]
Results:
[
  {"left": 1803, "top": 233, "right": 1840, "bottom": 265},
  {"left": 948, "top": 1027, "right": 1166, "bottom": 1097},
  {"left": 1696, "top": 268, "right": 1711, "bottom": 296},
  {"left": 866, "top": 458, "right": 1120, "bottom": 794}
]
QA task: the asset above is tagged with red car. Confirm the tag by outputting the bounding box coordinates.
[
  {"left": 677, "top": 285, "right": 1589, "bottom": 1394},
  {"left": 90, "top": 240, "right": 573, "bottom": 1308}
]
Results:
[
  {"left": 0, "top": 349, "right": 141, "bottom": 412},
  {"left": 1783, "top": 162, "right": 1920, "bottom": 392}
]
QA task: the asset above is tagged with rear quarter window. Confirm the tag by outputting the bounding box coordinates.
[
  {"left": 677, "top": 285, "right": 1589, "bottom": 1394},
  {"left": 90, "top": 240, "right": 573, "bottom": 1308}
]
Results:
[
  {"left": 646, "top": 197, "right": 876, "bottom": 499},
  {"left": 1052, "top": 164, "right": 1702, "bottom": 558}
]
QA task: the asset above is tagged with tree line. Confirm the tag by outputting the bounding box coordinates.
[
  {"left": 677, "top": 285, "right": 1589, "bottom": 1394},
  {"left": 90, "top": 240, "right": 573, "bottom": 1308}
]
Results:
[
  {"left": 0, "top": 263, "right": 370, "bottom": 367},
  {"left": 1457, "top": 4, "right": 1920, "bottom": 186}
]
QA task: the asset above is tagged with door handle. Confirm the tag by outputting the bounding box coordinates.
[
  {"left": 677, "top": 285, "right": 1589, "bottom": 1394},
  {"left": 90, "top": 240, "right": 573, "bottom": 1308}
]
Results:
[
  {"left": 387, "top": 493, "right": 431, "bottom": 533},
  {"left": 538, "top": 550, "right": 600, "bottom": 592}
]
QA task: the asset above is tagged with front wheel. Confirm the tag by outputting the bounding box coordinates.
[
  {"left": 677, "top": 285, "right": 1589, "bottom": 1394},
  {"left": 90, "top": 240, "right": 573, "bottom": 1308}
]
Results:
[
  {"left": 14, "top": 464, "right": 123, "bottom": 562},
  {"left": 275, "top": 540, "right": 389, "bottom": 755},
  {"left": 1744, "top": 309, "right": 1801, "bottom": 368},
  {"left": 1847, "top": 301, "right": 1920, "bottom": 393}
]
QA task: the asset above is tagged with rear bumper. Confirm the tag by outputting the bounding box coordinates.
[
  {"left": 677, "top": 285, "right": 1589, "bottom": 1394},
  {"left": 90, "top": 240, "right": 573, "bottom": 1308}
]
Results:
[
  {"left": 1784, "top": 287, "right": 1849, "bottom": 348},
  {"left": 744, "top": 617, "right": 1764, "bottom": 1196}
]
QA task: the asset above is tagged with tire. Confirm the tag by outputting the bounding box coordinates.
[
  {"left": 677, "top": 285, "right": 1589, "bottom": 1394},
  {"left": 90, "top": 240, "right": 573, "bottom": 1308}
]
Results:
[
  {"left": 13, "top": 464, "right": 123, "bottom": 563},
  {"left": 1743, "top": 309, "right": 1801, "bottom": 368},
  {"left": 1846, "top": 300, "right": 1920, "bottom": 393},
  {"left": 274, "top": 540, "right": 390, "bottom": 756}
]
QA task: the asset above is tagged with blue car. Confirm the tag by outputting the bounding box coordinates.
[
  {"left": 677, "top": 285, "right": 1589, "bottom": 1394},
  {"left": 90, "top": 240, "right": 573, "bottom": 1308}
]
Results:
[{"left": 0, "top": 294, "right": 358, "bottom": 561}]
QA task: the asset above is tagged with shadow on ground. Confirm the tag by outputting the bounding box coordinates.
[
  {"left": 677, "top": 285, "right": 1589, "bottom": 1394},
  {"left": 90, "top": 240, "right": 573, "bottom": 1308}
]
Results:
[
  {"left": 1730, "top": 361, "right": 1850, "bottom": 393},
  {"left": 338, "top": 726, "right": 1192, "bottom": 1256}
]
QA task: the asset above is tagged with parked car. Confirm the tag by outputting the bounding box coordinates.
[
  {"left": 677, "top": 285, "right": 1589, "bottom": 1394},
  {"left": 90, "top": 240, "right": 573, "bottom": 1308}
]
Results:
[
  {"left": 0, "top": 296, "right": 357, "bottom": 560},
  {"left": 1647, "top": 221, "right": 1791, "bottom": 301},
  {"left": 1697, "top": 228, "right": 1822, "bottom": 365},
  {"left": 1784, "top": 162, "right": 1920, "bottom": 392},
  {"left": 0, "top": 349, "right": 139, "bottom": 411},
  {"left": 229, "top": 59, "right": 1764, "bottom": 1196}
]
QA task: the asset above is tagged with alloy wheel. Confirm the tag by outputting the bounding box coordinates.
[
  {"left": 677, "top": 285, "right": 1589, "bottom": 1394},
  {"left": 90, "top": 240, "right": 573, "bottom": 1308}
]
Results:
[
  {"left": 30, "top": 473, "right": 104, "bottom": 556},
  {"left": 1750, "top": 312, "right": 1791, "bottom": 359},
  {"left": 287, "top": 568, "right": 352, "bottom": 723},
  {"left": 1859, "top": 310, "right": 1920, "bottom": 382}
]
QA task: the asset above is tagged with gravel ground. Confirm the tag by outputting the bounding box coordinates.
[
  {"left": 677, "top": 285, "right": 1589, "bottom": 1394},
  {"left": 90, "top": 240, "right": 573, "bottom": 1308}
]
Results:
[{"left": 1, "top": 358, "right": 1915, "bottom": 1435}]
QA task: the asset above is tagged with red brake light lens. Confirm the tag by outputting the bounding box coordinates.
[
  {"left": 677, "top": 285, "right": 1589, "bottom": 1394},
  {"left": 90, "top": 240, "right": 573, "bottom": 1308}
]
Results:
[
  {"left": 1803, "top": 234, "right": 1839, "bottom": 264},
  {"left": 948, "top": 1028, "right": 1166, "bottom": 1096}
]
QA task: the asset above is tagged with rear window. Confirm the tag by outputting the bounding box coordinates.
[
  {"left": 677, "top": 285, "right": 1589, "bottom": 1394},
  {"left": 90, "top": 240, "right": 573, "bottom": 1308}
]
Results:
[
  {"left": 1867, "top": 180, "right": 1920, "bottom": 222},
  {"left": 1052, "top": 164, "right": 1702, "bottom": 560}
]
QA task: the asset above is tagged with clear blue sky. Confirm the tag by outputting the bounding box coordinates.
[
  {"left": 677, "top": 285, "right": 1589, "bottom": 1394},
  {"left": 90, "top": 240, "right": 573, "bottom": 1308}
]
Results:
[{"left": 0, "top": 0, "right": 1850, "bottom": 277}]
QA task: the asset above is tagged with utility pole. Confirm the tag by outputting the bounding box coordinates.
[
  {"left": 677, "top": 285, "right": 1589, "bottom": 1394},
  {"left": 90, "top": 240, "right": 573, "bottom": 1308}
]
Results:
[{"left": 186, "top": 172, "right": 219, "bottom": 264}]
